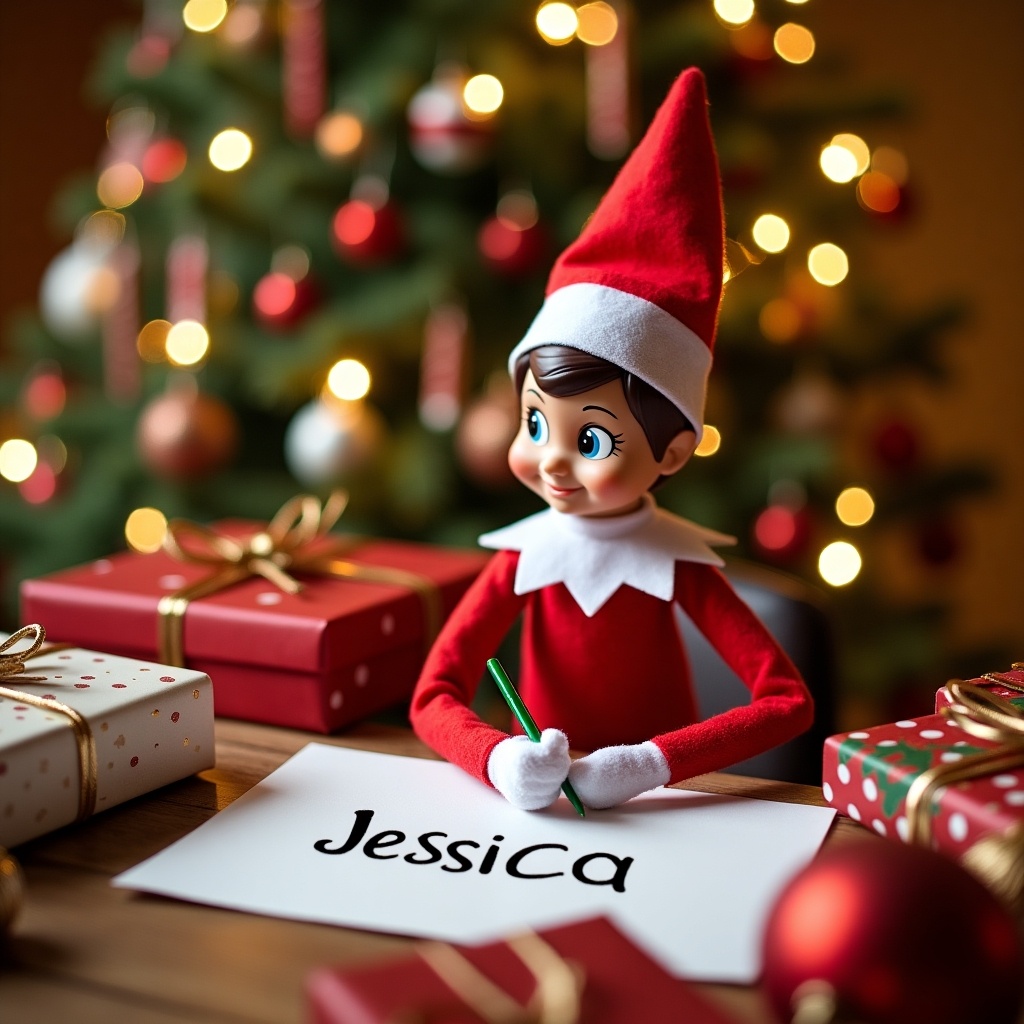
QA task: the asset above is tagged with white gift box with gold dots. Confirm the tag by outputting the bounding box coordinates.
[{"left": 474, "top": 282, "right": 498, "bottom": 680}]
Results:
[{"left": 0, "top": 634, "right": 214, "bottom": 848}]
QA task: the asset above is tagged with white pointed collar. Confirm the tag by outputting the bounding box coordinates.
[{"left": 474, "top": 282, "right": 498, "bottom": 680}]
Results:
[{"left": 478, "top": 494, "right": 735, "bottom": 617}]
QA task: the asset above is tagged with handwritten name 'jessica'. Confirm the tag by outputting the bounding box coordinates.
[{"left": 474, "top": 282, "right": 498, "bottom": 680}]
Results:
[{"left": 314, "top": 809, "right": 634, "bottom": 893}]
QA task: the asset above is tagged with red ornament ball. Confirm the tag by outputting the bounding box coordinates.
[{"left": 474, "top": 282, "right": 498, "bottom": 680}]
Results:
[
  {"left": 332, "top": 199, "right": 404, "bottom": 265},
  {"left": 252, "top": 271, "right": 319, "bottom": 330},
  {"left": 137, "top": 389, "right": 239, "bottom": 481},
  {"left": 761, "top": 838, "right": 1023, "bottom": 1024},
  {"left": 141, "top": 138, "right": 187, "bottom": 184},
  {"left": 870, "top": 419, "right": 921, "bottom": 473},
  {"left": 407, "top": 66, "right": 494, "bottom": 175}
]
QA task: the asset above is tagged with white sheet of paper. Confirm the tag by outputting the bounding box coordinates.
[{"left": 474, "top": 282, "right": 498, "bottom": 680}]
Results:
[{"left": 113, "top": 743, "right": 835, "bottom": 982}]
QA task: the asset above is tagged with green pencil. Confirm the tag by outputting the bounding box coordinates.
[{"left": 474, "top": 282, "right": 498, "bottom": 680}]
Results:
[{"left": 486, "top": 657, "right": 586, "bottom": 818}]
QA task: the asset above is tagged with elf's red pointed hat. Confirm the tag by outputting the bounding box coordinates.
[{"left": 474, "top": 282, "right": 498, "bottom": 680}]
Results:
[{"left": 508, "top": 68, "right": 724, "bottom": 440}]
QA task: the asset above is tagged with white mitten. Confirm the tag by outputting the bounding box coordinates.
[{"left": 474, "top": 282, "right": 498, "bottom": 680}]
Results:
[
  {"left": 568, "top": 740, "right": 670, "bottom": 809},
  {"left": 487, "top": 729, "right": 571, "bottom": 811}
]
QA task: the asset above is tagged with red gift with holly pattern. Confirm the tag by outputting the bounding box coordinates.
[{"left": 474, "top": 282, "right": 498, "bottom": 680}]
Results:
[{"left": 822, "top": 678, "right": 1024, "bottom": 903}]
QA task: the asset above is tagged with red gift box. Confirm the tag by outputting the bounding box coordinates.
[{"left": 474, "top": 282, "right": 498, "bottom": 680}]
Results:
[
  {"left": 305, "top": 916, "right": 738, "bottom": 1024},
  {"left": 935, "top": 665, "right": 1024, "bottom": 713},
  {"left": 20, "top": 521, "right": 488, "bottom": 733},
  {"left": 822, "top": 708, "right": 1024, "bottom": 861}
]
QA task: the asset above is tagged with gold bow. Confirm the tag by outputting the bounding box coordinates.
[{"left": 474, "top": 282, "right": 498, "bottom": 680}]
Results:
[
  {"left": 0, "top": 624, "right": 98, "bottom": 824},
  {"left": 904, "top": 665, "right": 1024, "bottom": 912},
  {"left": 157, "top": 491, "right": 441, "bottom": 667},
  {"left": 0, "top": 623, "right": 49, "bottom": 682},
  {"left": 398, "top": 931, "right": 584, "bottom": 1024}
]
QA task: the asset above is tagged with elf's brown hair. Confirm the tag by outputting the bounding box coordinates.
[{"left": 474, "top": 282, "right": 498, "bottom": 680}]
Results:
[{"left": 513, "top": 344, "right": 693, "bottom": 462}]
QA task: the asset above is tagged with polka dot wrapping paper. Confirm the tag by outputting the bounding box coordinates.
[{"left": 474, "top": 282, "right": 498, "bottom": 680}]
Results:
[
  {"left": 822, "top": 670, "right": 1024, "bottom": 867},
  {"left": 20, "top": 525, "right": 489, "bottom": 734},
  {"left": 0, "top": 637, "right": 214, "bottom": 848}
]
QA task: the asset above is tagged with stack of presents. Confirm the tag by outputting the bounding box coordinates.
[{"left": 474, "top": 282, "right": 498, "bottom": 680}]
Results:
[{"left": 2, "top": 494, "right": 1021, "bottom": 1021}]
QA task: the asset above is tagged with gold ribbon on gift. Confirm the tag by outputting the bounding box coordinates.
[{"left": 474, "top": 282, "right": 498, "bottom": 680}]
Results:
[
  {"left": 156, "top": 491, "right": 442, "bottom": 668},
  {"left": 397, "top": 931, "right": 584, "bottom": 1024},
  {"left": 903, "top": 667, "right": 1024, "bottom": 912},
  {"left": 0, "top": 624, "right": 98, "bottom": 824}
]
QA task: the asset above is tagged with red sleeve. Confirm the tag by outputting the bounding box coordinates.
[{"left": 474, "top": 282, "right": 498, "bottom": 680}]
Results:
[
  {"left": 409, "top": 550, "right": 528, "bottom": 786},
  {"left": 652, "top": 562, "right": 814, "bottom": 784}
]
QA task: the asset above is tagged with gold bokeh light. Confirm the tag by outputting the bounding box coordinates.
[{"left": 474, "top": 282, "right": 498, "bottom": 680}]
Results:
[
  {"left": 695, "top": 425, "right": 722, "bottom": 457},
  {"left": 97, "top": 162, "right": 145, "bottom": 209},
  {"left": 326, "top": 358, "right": 371, "bottom": 401},
  {"left": 752, "top": 213, "right": 790, "bottom": 253},
  {"left": 836, "top": 486, "right": 875, "bottom": 527},
  {"left": 137, "top": 319, "right": 172, "bottom": 363},
  {"left": 714, "top": 0, "right": 755, "bottom": 27},
  {"left": 209, "top": 129, "right": 253, "bottom": 171},
  {"left": 536, "top": 2, "right": 578, "bottom": 44},
  {"left": 820, "top": 144, "right": 859, "bottom": 183},
  {"left": 183, "top": 0, "right": 228, "bottom": 33},
  {"left": 463, "top": 74, "right": 504, "bottom": 116},
  {"left": 818, "top": 540, "right": 862, "bottom": 587},
  {"left": 0, "top": 439, "right": 39, "bottom": 483},
  {"left": 125, "top": 507, "right": 168, "bottom": 553},
  {"left": 759, "top": 297, "right": 802, "bottom": 343},
  {"left": 315, "top": 112, "right": 363, "bottom": 160},
  {"left": 165, "top": 320, "right": 210, "bottom": 366},
  {"left": 576, "top": 2, "right": 618, "bottom": 45},
  {"left": 807, "top": 243, "right": 849, "bottom": 286},
  {"left": 832, "top": 133, "right": 870, "bottom": 176},
  {"left": 774, "top": 22, "right": 815, "bottom": 63}
]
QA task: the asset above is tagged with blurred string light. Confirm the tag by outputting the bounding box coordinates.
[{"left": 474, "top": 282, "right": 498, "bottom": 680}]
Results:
[
  {"left": 836, "top": 486, "right": 875, "bottom": 527},
  {"left": 326, "top": 359, "right": 371, "bottom": 401},
  {"left": 84, "top": 209, "right": 126, "bottom": 246},
  {"left": 315, "top": 112, "right": 363, "bottom": 160},
  {"left": 125, "top": 507, "right": 168, "bottom": 553},
  {"left": 165, "top": 320, "right": 210, "bottom": 366},
  {"left": 807, "top": 242, "right": 848, "bottom": 286},
  {"left": 774, "top": 22, "right": 815, "bottom": 63},
  {"left": 271, "top": 244, "right": 311, "bottom": 280},
  {"left": 576, "top": 2, "right": 618, "bottom": 45},
  {"left": 833, "top": 133, "right": 870, "bottom": 175},
  {"left": 37, "top": 434, "right": 67, "bottom": 474},
  {"left": 714, "top": 0, "right": 755, "bottom": 29},
  {"left": 182, "top": 0, "right": 227, "bottom": 33},
  {"left": 536, "top": 2, "right": 578, "bottom": 44},
  {"left": 818, "top": 540, "right": 862, "bottom": 586},
  {"left": 759, "top": 297, "right": 802, "bottom": 343},
  {"left": 871, "top": 145, "right": 909, "bottom": 184},
  {"left": 752, "top": 213, "right": 790, "bottom": 253},
  {"left": 23, "top": 368, "right": 67, "bottom": 421},
  {"left": 857, "top": 171, "right": 900, "bottom": 214},
  {"left": 208, "top": 129, "right": 252, "bottom": 171},
  {"left": 819, "top": 144, "right": 859, "bottom": 183},
  {"left": 97, "top": 162, "right": 144, "bottom": 209},
  {"left": 694, "top": 425, "right": 722, "bottom": 457},
  {"left": 463, "top": 74, "right": 504, "bottom": 117},
  {"left": 0, "top": 439, "right": 38, "bottom": 483},
  {"left": 137, "top": 319, "right": 172, "bottom": 363},
  {"left": 221, "top": 1, "right": 263, "bottom": 45}
]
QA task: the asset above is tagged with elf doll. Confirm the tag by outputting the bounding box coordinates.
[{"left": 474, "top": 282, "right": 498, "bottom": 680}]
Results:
[{"left": 410, "top": 69, "right": 813, "bottom": 811}]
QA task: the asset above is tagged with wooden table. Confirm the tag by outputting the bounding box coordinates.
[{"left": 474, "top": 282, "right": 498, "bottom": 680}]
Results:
[{"left": 1, "top": 719, "right": 865, "bottom": 1023}]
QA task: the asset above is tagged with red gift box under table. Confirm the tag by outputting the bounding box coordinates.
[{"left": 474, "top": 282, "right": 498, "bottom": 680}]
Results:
[
  {"left": 306, "top": 916, "right": 738, "bottom": 1024},
  {"left": 21, "top": 526, "right": 488, "bottom": 734}
]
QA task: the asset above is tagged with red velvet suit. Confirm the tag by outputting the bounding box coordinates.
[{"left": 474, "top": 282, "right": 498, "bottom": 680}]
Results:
[{"left": 410, "top": 548, "right": 813, "bottom": 788}]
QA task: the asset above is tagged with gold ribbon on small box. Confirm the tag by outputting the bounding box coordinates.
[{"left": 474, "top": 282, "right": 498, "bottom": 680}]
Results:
[
  {"left": 393, "top": 931, "right": 584, "bottom": 1024},
  {"left": 156, "top": 491, "right": 443, "bottom": 668},
  {"left": 904, "top": 664, "right": 1024, "bottom": 912},
  {"left": 0, "top": 624, "right": 97, "bottom": 824}
]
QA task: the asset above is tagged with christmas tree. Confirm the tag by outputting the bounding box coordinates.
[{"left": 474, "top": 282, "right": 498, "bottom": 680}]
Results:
[{"left": 0, "top": 0, "right": 990, "bottom": 722}]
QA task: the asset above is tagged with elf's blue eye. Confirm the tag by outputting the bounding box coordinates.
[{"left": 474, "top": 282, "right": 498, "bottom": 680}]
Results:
[
  {"left": 526, "top": 408, "right": 549, "bottom": 445},
  {"left": 578, "top": 425, "right": 616, "bottom": 460}
]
